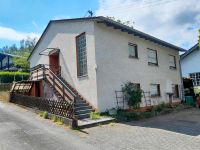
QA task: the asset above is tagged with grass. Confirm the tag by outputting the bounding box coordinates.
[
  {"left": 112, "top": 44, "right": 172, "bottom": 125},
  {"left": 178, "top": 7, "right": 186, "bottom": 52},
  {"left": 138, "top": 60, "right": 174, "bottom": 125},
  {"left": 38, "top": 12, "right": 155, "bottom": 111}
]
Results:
[{"left": 90, "top": 111, "right": 100, "bottom": 120}]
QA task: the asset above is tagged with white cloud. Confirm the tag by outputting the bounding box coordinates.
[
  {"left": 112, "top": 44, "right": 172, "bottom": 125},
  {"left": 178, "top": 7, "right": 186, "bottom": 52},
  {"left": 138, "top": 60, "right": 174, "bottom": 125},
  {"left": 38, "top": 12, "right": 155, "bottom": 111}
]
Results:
[
  {"left": 96, "top": 0, "right": 200, "bottom": 49},
  {"left": 53, "top": 15, "right": 71, "bottom": 20},
  {"left": 0, "top": 26, "right": 40, "bottom": 41}
]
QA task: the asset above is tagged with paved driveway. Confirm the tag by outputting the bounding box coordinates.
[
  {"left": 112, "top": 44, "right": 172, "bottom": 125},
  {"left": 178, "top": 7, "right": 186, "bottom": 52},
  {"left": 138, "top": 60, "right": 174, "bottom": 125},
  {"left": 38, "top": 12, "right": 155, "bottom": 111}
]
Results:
[
  {"left": 1, "top": 101, "right": 200, "bottom": 150},
  {"left": 0, "top": 102, "right": 97, "bottom": 150},
  {"left": 80, "top": 108, "right": 200, "bottom": 150}
]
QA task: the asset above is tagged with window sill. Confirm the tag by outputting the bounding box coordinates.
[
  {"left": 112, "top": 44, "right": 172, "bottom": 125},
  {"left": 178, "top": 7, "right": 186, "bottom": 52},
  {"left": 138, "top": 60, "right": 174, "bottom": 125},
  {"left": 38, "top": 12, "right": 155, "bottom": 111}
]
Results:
[
  {"left": 169, "top": 66, "right": 177, "bottom": 70},
  {"left": 150, "top": 95, "right": 161, "bottom": 98},
  {"left": 129, "top": 56, "right": 139, "bottom": 59},
  {"left": 148, "top": 62, "right": 158, "bottom": 67},
  {"left": 77, "top": 74, "right": 88, "bottom": 78}
]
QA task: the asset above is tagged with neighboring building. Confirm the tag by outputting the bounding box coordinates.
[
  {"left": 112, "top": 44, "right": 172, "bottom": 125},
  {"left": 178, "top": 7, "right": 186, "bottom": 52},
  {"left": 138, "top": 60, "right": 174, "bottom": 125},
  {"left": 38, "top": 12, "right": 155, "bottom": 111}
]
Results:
[
  {"left": 0, "top": 52, "right": 16, "bottom": 71},
  {"left": 181, "top": 44, "right": 200, "bottom": 88},
  {"left": 13, "top": 17, "right": 185, "bottom": 119}
]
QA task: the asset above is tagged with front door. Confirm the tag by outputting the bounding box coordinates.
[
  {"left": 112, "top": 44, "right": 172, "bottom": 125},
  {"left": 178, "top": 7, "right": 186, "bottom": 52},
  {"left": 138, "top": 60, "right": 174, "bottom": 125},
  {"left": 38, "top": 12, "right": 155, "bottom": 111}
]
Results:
[{"left": 49, "top": 53, "right": 60, "bottom": 75}]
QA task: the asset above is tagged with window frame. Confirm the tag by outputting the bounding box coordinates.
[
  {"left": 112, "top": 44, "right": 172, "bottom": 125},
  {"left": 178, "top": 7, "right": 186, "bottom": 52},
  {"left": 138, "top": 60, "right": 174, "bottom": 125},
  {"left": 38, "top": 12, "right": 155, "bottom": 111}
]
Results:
[
  {"left": 150, "top": 84, "right": 161, "bottom": 97},
  {"left": 76, "top": 32, "right": 88, "bottom": 77},
  {"left": 169, "top": 55, "right": 176, "bottom": 69},
  {"left": 147, "top": 48, "right": 158, "bottom": 66},
  {"left": 128, "top": 43, "right": 138, "bottom": 58},
  {"left": 172, "top": 84, "right": 179, "bottom": 98}
]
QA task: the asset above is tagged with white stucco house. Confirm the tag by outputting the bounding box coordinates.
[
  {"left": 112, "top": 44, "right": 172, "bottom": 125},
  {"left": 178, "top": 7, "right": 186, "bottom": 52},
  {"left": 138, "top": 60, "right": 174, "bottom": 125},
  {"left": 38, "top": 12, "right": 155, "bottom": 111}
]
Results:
[
  {"left": 25, "top": 16, "right": 185, "bottom": 116},
  {"left": 181, "top": 44, "right": 200, "bottom": 88}
]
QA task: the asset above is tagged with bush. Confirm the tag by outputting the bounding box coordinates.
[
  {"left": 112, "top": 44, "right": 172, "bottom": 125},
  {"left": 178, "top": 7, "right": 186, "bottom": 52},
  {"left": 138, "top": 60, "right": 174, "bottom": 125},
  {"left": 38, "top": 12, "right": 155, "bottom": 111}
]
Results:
[
  {"left": 42, "top": 111, "right": 48, "bottom": 119},
  {"left": 51, "top": 114, "right": 57, "bottom": 122},
  {"left": 90, "top": 111, "right": 100, "bottom": 120},
  {"left": 0, "top": 72, "right": 29, "bottom": 83},
  {"left": 122, "top": 82, "right": 143, "bottom": 108}
]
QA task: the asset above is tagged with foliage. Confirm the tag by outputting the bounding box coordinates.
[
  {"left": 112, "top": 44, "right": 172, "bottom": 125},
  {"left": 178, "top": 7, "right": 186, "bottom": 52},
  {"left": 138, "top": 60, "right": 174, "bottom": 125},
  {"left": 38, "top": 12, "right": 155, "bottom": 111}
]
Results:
[
  {"left": 39, "top": 111, "right": 48, "bottom": 119},
  {"left": 0, "top": 37, "right": 37, "bottom": 72},
  {"left": 90, "top": 111, "right": 100, "bottom": 120},
  {"left": 194, "top": 87, "right": 200, "bottom": 94},
  {"left": 51, "top": 114, "right": 57, "bottom": 122},
  {"left": 0, "top": 71, "right": 29, "bottom": 83},
  {"left": 114, "top": 103, "right": 185, "bottom": 122},
  {"left": 107, "top": 16, "right": 134, "bottom": 28},
  {"left": 42, "top": 111, "right": 48, "bottom": 119},
  {"left": 122, "top": 82, "right": 143, "bottom": 108},
  {"left": 56, "top": 118, "right": 64, "bottom": 125},
  {"left": 198, "top": 29, "right": 200, "bottom": 48}
]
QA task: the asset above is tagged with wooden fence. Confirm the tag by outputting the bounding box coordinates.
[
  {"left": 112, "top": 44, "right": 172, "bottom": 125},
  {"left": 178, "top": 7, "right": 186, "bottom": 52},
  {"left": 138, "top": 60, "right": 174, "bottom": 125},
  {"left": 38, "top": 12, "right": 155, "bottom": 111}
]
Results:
[{"left": 10, "top": 93, "right": 75, "bottom": 119}]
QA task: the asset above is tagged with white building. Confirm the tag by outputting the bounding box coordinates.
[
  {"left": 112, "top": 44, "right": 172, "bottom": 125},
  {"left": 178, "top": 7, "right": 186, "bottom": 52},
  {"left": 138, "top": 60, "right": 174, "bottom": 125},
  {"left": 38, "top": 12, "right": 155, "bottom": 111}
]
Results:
[
  {"left": 27, "top": 16, "right": 185, "bottom": 114},
  {"left": 181, "top": 44, "right": 200, "bottom": 87}
]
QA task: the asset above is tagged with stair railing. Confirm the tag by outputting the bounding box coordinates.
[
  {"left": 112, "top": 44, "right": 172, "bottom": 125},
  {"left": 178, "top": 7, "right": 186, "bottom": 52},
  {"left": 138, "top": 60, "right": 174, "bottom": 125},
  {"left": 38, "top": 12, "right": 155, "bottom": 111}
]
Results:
[{"left": 30, "top": 64, "right": 78, "bottom": 119}]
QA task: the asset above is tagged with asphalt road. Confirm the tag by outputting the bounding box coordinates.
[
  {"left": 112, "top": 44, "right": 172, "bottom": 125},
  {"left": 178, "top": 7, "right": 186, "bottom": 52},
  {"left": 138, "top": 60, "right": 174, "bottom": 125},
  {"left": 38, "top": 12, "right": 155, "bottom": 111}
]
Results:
[{"left": 0, "top": 101, "right": 97, "bottom": 150}]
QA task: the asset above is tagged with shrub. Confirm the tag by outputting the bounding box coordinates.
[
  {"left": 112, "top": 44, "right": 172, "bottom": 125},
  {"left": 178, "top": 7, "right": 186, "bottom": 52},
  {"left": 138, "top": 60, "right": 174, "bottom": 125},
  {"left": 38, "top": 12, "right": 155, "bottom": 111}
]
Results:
[
  {"left": 56, "top": 118, "right": 64, "bottom": 125},
  {"left": 51, "top": 114, "right": 57, "bottom": 122},
  {"left": 90, "top": 111, "right": 100, "bottom": 120},
  {"left": 122, "top": 82, "right": 143, "bottom": 108},
  {"left": 42, "top": 111, "right": 48, "bottom": 119},
  {"left": 0, "top": 72, "right": 29, "bottom": 83}
]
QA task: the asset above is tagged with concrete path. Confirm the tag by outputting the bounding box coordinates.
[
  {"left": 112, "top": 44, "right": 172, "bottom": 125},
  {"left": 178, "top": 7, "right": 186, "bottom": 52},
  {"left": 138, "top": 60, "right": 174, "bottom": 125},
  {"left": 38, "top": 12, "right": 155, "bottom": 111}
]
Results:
[{"left": 0, "top": 101, "right": 98, "bottom": 150}]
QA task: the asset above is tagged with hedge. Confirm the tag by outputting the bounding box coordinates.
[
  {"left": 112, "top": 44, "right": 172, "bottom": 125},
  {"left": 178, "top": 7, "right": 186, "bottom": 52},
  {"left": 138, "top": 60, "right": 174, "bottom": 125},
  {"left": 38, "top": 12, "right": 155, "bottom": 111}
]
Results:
[{"left": 0, "top": 72, "right": 29, "bottom": 83}]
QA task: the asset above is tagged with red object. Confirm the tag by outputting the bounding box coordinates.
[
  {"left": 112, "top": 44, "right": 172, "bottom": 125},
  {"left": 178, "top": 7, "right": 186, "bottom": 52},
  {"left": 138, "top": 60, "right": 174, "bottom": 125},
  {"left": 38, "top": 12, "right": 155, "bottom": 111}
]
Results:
[{"left": 197, "top": 96, "right": 200, "bottom": 106}]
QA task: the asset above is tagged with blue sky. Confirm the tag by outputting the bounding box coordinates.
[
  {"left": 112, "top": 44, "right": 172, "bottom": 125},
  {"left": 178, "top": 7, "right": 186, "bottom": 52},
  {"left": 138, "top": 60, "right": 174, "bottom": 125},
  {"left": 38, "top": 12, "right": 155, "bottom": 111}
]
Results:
[
  {"left": 0, "top": 0, "right": 199, "bottom": 49},
  {"left": 0, "top": 0, "right": 98, "bottom": 47}
]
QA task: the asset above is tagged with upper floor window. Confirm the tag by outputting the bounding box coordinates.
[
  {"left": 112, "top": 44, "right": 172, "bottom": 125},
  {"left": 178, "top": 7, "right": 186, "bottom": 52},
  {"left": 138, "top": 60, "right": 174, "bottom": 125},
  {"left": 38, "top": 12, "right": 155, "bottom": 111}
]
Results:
[
  {"left": 169, "top": 55, "right": 176, "bottom": 69},
  {"left": 150, "top": 84, "right": 161, "bottom": 97},
  {"left": 172, "top": 84, "right": 179, "bottom": 98},
  {"left": 147, "top": 48, "right": 158, "bottom": 66},
  {"left": 128, "top": 43, "right": 138, "bottom": 58},
  {"left": 190, "top": 72, "right": 200, "bottom": 86},
  {"left": 76, "top": 32, "right": 88, "bottom": 77}
]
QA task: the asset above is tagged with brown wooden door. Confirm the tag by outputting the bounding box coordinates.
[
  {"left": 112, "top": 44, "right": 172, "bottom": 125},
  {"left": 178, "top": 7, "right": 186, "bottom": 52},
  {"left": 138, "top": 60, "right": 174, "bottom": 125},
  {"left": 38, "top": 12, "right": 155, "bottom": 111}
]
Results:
[{"left": 49, "top": 53, "right": 60, "bottom": 75}]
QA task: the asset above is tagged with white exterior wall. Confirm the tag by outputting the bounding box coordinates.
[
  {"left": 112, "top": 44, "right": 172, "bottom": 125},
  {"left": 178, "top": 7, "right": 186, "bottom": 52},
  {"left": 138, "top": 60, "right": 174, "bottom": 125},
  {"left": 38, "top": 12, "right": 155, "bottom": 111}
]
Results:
[
  {"left": 94, "top": 23, "right": 182, "bottom": 111},
  {"left": 181, "top": 49, "right": 200, "bottom": 77},
  {"left": 29, "top": 21, "right": 98, "bottom": 108}
]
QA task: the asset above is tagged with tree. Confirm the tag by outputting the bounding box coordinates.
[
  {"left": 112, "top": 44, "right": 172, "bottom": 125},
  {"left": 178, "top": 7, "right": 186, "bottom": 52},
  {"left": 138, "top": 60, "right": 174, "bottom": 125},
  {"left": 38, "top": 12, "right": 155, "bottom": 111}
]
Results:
[
  {"left": 0, "top": 37, "right": 37, "bottom": 72},
  {"left": 12, "top": 37, "right": 37, "bottom": 72},
  {"left": 107, "top": 16, "right": 134, "bottom": 28}
]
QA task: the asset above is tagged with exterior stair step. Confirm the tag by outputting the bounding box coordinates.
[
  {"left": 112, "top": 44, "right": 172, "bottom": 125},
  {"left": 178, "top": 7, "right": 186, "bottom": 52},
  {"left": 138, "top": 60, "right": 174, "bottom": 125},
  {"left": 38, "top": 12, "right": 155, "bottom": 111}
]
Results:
[
  {"left": 75, "top": 105, "right": 92, "bottom": 111},
  {"left": 75, "top": 113, "right": 90, "bottom": 119},
  {"left": 75, "top": 109, "right": 93, "bottom": 115}
]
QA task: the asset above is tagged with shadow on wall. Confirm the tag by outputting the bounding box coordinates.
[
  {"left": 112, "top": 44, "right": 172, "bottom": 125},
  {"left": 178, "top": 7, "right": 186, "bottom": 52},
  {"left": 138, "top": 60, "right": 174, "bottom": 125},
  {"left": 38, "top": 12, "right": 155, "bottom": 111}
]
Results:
[{"left": 123, "top": 109, "right": 200, "bottom": 136}]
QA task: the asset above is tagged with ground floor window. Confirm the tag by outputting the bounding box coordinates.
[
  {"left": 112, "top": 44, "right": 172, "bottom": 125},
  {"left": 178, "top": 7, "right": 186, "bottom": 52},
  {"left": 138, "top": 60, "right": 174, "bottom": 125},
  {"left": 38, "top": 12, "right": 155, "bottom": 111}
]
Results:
[
  {"left": 150, "top": 84, "right": 160, "bottom": 97},
  {"left": 190, "top": 72, "right": 200, "bottom": 86},
  {"left": 172, "top": 84, "right": 179, "bottom": 98}
]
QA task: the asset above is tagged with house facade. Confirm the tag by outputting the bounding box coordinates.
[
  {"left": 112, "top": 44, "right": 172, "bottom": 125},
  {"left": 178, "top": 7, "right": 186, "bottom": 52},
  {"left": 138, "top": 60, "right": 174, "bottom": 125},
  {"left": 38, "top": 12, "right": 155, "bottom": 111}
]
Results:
[
  {"left": 181, "top": 44, "right": 200, "bottom": 88},
  {"left": 28, "top": 17, "right": 184, "bottom": 112}
]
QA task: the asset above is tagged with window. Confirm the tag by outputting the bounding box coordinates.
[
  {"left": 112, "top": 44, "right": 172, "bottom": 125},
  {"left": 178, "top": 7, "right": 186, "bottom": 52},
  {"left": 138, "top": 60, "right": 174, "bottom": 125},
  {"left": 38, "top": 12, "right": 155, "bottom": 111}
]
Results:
[
  {"left": 169, "top": 55, "right": 176, "bottom": 69},
  {"left": 150, "top": 84, "right": 161, "bottom": 97},
  {"left": 172, "top": 84, "right": 179, "bottom": 98},
  {"left": 128, "top": 43, "right": 138, "bottom": 58},
  {"left": 148, "top": 49, "right": 158, "bottom": 65},
  {"left": 76, "top": 32, "right": 88, "bottom": 77},
  {"left": 190, "top": 72, "right": 200, "bottom": 86}
]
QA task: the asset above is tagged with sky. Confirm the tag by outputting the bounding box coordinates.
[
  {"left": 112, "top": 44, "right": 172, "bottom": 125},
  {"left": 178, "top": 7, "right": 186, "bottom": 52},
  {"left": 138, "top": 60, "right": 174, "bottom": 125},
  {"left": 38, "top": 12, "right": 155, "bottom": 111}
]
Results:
[{"left": 0, "top": 0, "right": 199, "bottom": 49}]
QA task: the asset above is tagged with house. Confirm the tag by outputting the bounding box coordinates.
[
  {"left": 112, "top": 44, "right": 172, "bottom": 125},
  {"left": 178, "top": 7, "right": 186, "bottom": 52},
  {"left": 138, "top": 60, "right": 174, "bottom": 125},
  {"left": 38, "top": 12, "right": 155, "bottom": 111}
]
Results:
[
  {"left": 0, "top": 52, "right": 15, "bottom": 71},
  {"left": 180, "top": 44, "right": 200, "bottom": 88},
  {"left": 11, "top": 16, "right": 185, "bottom": 120}
]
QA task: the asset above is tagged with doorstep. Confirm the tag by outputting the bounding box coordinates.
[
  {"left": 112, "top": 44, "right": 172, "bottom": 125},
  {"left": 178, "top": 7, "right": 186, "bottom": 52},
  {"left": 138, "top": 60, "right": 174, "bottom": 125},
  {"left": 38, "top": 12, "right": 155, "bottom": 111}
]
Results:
[{"left": 78, "top": 116, "right": 114, "bottom": 129}]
